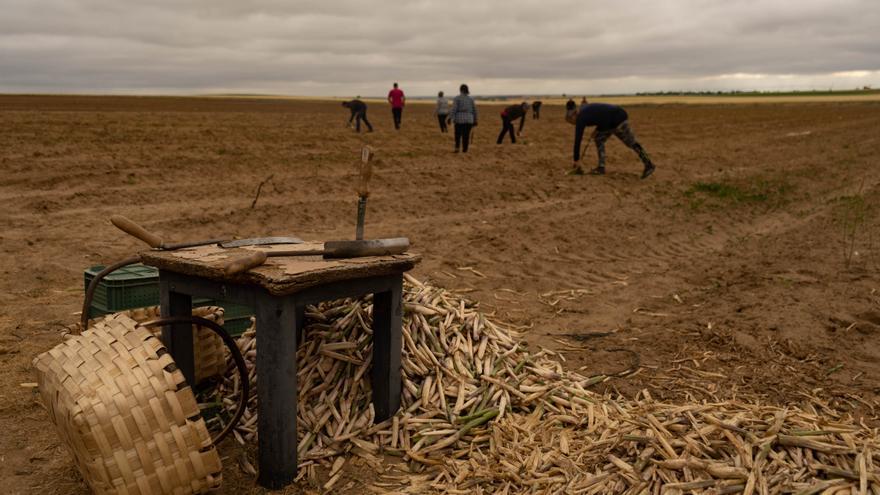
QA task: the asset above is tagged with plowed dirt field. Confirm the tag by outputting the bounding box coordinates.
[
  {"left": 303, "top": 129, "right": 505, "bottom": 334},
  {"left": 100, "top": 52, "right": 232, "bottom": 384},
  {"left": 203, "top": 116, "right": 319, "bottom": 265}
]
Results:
[{"left": 2, "top": 95, "right": 879, "bottom": 493}]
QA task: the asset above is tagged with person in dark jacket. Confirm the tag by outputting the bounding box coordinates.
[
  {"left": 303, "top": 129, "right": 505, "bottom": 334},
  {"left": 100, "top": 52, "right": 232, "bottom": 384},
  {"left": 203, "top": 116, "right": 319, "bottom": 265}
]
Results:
[
  {"left": 566, "top": 102, "right": 655, "bottom": 178},
  {"left": 531, "top": 101, "right": 543, "bottom": 119},
  {"left": 496, "top": 102, "right": 529, "bottom": 144},
  {"left": 342, "top": 99, "right": 373, "bottom": 133}
]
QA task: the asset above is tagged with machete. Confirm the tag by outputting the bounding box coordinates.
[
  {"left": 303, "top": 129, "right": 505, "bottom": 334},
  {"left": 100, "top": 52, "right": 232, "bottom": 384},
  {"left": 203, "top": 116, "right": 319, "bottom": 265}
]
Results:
[
  {"left": 111, "top": 215, "right": 303, "bottom": 250},
  {"left": 110, "top": 215, "right": 226, "bottom": 250},
  {"left": 219, "top": 237, "right": 303, "bottom": 248}
]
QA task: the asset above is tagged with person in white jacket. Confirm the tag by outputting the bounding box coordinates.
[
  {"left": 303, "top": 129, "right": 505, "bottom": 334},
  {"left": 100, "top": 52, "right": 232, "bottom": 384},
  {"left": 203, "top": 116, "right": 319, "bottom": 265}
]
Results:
[{"left": 434, "top": 91, "right": 450, "bottom": 133}]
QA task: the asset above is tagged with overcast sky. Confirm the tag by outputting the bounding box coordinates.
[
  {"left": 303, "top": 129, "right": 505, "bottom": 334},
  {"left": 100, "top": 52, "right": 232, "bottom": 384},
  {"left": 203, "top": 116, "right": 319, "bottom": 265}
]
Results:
[{"left": 1, "top": 0, "right": 878, "bottom": 96}]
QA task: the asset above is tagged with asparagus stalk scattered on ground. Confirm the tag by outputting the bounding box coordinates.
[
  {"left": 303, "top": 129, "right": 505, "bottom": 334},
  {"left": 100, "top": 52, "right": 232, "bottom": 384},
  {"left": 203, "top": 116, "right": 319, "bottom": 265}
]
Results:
[{"left": 204, "top": 275, "right": 880, "bottom": 494}]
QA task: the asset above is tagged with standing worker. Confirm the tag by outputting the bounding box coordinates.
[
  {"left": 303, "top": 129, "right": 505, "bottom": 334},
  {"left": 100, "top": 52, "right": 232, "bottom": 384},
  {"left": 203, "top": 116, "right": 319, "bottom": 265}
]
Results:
[
  {"left": 435, "top": 91, "right": 450, "bottom": 133},
  {"left": 531, "top": 101, "right": 543, "bottom": 119},
  {"left": 496, "top": 102, "right": 529, "bottom": 144},
  {"left": 388, "top": 82, "right": 406, "bottom": 130},
  {"left": 566, "top": 101, "right": 656, "bottom": 179},
  {"left": 448, "top": 84, "right": 477, "bottom": 153},
  {"left": 342, "top": 99, "right": 373, "bottom": 133}
]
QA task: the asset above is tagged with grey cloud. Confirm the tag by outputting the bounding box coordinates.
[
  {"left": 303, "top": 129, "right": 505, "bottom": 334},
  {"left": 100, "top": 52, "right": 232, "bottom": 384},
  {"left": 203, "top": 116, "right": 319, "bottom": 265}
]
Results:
[{"left": 0, "top": 0, "right": 878, "bottom": 95}]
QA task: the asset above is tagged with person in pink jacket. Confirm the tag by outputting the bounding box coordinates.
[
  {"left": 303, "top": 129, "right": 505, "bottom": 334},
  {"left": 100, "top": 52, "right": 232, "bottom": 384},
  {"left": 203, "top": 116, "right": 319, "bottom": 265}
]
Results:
[{"left": 387, "top": 82, "right": 406, "bottom": 130}]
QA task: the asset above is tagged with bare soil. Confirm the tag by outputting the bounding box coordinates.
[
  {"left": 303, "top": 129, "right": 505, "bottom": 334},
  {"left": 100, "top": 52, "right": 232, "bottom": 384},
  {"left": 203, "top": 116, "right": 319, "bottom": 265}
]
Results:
[{"left": 1, "top": 95, "right": 880, "bottom": 493}]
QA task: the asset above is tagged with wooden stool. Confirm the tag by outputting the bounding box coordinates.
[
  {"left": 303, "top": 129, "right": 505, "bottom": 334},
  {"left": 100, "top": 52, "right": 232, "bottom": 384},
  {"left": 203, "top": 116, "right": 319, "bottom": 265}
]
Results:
[{"left": 140, "top": 242, "right": 419, "bottom": 489}]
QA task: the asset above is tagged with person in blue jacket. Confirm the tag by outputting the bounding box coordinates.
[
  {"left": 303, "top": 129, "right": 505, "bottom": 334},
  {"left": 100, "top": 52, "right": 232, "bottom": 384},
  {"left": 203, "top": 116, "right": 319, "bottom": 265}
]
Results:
[{"left": 566, "top": 99, "right": 655, "bottom": 178}]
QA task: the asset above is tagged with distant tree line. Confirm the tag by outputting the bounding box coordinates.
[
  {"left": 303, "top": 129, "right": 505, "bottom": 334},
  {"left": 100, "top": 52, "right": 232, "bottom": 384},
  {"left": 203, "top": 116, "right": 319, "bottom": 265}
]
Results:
[{"left": 632, "top": 88, "right": 878, "bottom": 97}]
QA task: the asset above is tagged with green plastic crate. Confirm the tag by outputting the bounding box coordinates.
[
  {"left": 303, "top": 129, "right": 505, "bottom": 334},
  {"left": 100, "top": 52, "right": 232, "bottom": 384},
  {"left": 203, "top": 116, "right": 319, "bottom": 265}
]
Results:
[
  {"left": 84, "top": 264, "right": 160, "bottom": 318},
  {"left": 195, "top": 299, "right": 253, "bottom": 320},
  {"left": 222, "top": 316, "right": 255, "bottom": 336},
  {"left": 84, "top": 265, "right": 255, "bottom": 336},
  {"left": 193, "top": 298, "right": 254, "bottom": 336}
]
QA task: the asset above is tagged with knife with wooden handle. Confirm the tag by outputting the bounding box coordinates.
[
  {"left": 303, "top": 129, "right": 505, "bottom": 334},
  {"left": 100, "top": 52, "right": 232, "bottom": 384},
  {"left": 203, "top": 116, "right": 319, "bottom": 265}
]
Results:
[{"left": 110, "top": 215, "right": 226, "bottom": 250}]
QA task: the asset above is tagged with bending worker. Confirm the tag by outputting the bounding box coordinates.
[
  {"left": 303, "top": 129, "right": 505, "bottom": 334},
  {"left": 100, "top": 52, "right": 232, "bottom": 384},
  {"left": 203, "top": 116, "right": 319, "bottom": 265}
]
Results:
[
  {"left": 497, "top": 101, "right": 529, "bottom": 144},
  {"left": 566, "top": 100, "right": 656, "bottom": 179},
  {"left": 342, "top": 99, "right": 373, "bottom": 133}
]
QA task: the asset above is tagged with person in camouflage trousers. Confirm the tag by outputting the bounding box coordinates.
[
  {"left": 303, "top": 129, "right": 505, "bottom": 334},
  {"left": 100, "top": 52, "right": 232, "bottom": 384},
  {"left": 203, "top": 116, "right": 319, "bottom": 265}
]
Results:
[{"left": 565, "top": 100, "right": 655, "bottom": 179}]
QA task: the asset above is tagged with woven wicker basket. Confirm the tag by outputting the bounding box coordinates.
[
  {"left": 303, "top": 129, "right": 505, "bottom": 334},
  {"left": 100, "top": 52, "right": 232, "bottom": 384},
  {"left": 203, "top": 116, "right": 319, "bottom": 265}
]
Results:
[
  {"left": 126, "top": 306, "right": 228, "bottom": 384},
  {"left": 74, "top": 306, "right": 228, "bottom": 384},
  {"left": 34, "top": 313, "right": 222, "bottom": 494}
]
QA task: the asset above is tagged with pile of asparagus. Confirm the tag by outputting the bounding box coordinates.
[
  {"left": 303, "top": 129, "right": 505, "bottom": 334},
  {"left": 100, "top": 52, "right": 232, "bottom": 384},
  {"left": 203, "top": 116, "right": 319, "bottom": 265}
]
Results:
[{"left": 215, "top": 275, "right": 880, "bottom": 493}]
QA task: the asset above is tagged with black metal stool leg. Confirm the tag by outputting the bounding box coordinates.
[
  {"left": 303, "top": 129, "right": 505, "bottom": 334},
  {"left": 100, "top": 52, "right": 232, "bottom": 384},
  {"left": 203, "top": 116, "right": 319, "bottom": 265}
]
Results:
[
  {"left": 159, "top": 276, "right": 194, "bottom": 386},
  {"left": 371, "top": 274, "right": 403, "bottom": 421},
  {"left": 255, "top": 294, "right": 299, "bottom": 489}
]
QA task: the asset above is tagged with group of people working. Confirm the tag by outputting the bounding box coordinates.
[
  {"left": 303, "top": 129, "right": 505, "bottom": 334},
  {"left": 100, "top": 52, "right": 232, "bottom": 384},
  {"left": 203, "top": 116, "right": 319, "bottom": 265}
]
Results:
[
  {"left": 340, "top": 82, "right": 406, "bottom": 133},
  {"left": 341, "top": 83, "right": 656, "bottom": 179}
]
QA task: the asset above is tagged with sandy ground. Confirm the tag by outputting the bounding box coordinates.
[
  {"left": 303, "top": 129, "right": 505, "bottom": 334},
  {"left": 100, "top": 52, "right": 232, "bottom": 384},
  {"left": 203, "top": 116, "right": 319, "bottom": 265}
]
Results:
[{"left": 1, "top": 95, "right": 880, "bottom": 493}]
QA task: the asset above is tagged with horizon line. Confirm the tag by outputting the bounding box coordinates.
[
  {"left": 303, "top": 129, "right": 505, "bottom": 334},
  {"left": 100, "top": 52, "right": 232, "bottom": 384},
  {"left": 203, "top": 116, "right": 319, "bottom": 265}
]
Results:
[{"left": 1, "top": 87, "right": 878, "bottom": 100}]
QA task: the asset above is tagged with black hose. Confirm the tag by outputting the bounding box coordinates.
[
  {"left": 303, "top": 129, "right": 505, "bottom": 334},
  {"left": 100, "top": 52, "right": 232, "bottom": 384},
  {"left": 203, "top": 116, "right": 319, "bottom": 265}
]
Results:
[
  {"left": 80, "top": 256, "right": 142, "bottom": 331},
  {"left": 140, "top": 315, "right": 250, "bottom": 445}
]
